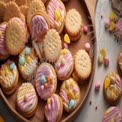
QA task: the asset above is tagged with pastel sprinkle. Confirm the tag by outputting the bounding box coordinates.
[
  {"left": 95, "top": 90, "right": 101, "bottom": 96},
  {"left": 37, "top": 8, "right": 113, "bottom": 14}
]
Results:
[
  {"left": 19, "top": 57, "right": 25, "bottom": 65},
  {"left": 63, "top": 42, "right": 68, "bottom": 49},
  {"left": 95, "top": 81, "right": 101, "bottom": 91},
  {"left": 64, "top": 34, "right": 70, "bottom": 44},
  {"left": 54, "top": 9, "right": 61, "bottom": 21},
  {"left": 105, "top": 19, "right": 110, "bottom": 29},
  {"left": 98, "top": 54, "right": 104, "bottom": 64},
  {"left": 40, "top": 75, "right": 46, "bottom": 85},
  {"left": 25, "top": 47, "right": 30, "bottom": 56},
  {"left": 47, "top": 98, "right": 51, "bottom": 104},
  {"left": 85, "top": 43, "right": 91, "bottom": 52},
  {"left": 100, "top": 48, "right": 106, "bottom": 58},
  {"left": 69, "top": 99, "right": 75, "bottom": 109},
  {"left": 83, "top": 26, "right": 88, "bottom": 33},
  {"left": 104, "top": 57, "right": 109, "bottom": 67},
  {"left": 9, "top": 63, "right": 15, "bottom": 70}
]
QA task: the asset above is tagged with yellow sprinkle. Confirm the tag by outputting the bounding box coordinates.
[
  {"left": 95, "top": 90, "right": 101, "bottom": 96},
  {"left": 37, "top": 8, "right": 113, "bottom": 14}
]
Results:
[
  {"left": 61, "top": 49, "right": 67, "bottom": 55},
  {"left": 104, "top": 110, "right": 109, "bottom": 115},
  {"left": 100, "top": 48, "right": 106, "bottom": 58},
  {"left": 0, "top": 115, "right": 4, "bottom": 122},
  {"left": 21, "top": 66, "right": 25, "bottom": 73},
  {"left": 0, "top": 31, "right": 2, "bottom": 38},
  {"left": 72, "top": 72, "right": 78, "bottom": 81},
  {"left": 64, "top": 34, "right": 70, "bottom": 44},
  {"left": 47, "top": 98, "right": 50, "bottom": 104},
  {"left": 98, "top": 54, "right": 104, "bottom": 64},
  {"left": 68, "top": 89, "right": 75, "bottom": 99},
  {"left": 109, "top": 12, "right": 116, "bottom": 21},
  {"left": 104, "top": 77, "right": 110, "bottom": 89},
  {"left": 109, "top": 22, "right": 115, "bottom": 31},
  {"left": 26, "top": 56, "right": 31, "bottom": 63},
  {"left": 54, "top": 9, "right": 61, "bottom": 21},
  {"left": 110, "top": 118, "right": 114, "bottom": 122},
  {"left": 4, "top": 66, "right": 9, "bottom": 76}
]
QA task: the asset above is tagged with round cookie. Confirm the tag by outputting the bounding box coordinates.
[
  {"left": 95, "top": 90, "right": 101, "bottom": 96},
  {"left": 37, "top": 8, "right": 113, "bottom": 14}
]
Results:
[
  {"left": 117, "top": 51, "right": 122, "bottom": 75},
  {"left": 35, "top": 63, "right": 57, "bottom": 100},
  {"left": 20, "top": 5, "right": 28, "bottom": 17},
  {"left": 45, "top": 94, "right": 63, "bottom": 122},
  {"left": 102, "top": 107, "right": 122, "bottom": 122},
  {"left": 103, "top": 72, "right": 122, "bottom": 105},
  {"left": 55, "top": 49, "right": 73, "bottom": 80},
  {"left": 65, "top": 9, "right": 83, "bottom": 41},
  {"left": 3, "top": 2, "right": 21, "bottom": 22},
  {"left": 18, "top": 47, "right": 38, "bottom": 81},
  {"left": 17, "top": 83, "right": 38, "bottom": 118},
  {"left": 74, "top": 49, "right": 92, "bottom": 84},
  {"left": 0, "top": 60, "right": 19, "bottom": 95},
  {"left": 59, "top": 78, "right": 80, "bottom": 112},
  {"left": 15, "top": 0, "right": 27, "bottom": 6},
  {"left": 30, "top": 12, "right": 50, "bottom": 41},
  {"left": 47, "top": 0, "right": 66, "bottom": 34},
  {"left": 43, "top": 29, "right": 62, "bottom": 63},
  {"left": 0, "top": 1, "right": 6, "bottom": 23},
  {"left": 5, "top": 17, "right": 27, "bottom": 55}
]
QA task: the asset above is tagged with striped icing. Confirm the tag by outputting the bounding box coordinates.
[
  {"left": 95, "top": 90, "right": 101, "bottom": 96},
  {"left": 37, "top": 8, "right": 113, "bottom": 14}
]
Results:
[
  {"left": 35, "top": 63, "right": 56, "bottom": 100},
  {"left": 102, "top": 107, "right": 122, "bottom": 122},
  {"left": 17, "top": 83, "right": 37, "bottom": 113},
  {"left": 31, "top": 15, "right": 49, "bottom": 41},
  {"left": 55, "top": 49, "right": 73, "bottom": 78},
  {"left": 0, "top": 60, "right": 17, "bottom": 88},
  {"left": 0, "top": 23, "right": 9, "bottom": 56},
  {"left": 45, "top": 94, "right": 60, "bottom": 122}
]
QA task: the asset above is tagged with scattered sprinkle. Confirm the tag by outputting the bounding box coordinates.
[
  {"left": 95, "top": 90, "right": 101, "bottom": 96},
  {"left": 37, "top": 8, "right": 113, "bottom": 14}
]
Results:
[
  {"left": 85, "top": 42, "right": 90, "bottom": 52},
  {"left": 104, "top": 57, "right": 109, "bottom": 67},
  {"left": 9, "top": 63, "right": 15, "bottom": 70},
  {"left": 95, "top": 81, "right": 101, "bottom": 91},
  {"left": 105, "top": 19, "right": 110, "bottom": 29},
  {"left": 83, "top": 26, "right": 88, "bottom": 33},
  {"left": 19, "top": 57, "right": 25, "bottom": 65},
  {"left": 98, "top": 54, "right": 104, "bottom": 64},
  {"left": 100, "top": 48, "right": 106, "bottom": 58},
  {"left": 64, "top": 34, "right": 70, "bottom": 44},
  {"left": 63, "top": 42, "right": 68, "bottom": 49}
]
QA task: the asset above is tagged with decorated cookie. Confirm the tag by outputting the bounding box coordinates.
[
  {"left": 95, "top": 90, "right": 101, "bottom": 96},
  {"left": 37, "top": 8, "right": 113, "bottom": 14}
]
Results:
[
  {"left": 30, "top": 12, "right": 50, "bottom": 41},
  {"left": 17, "top": 83, "right": 38, "bottom": 118},
  {"left": 18, "top": 47, "right": 38, "bottom": 81},
  {"left": 35, "top": 63, "right": 57, "bottom": 100},
  {"left": 5, "top": 17, "right": 27, "bottom": 55},
  {"left": 0, "top": 60, "right": 19, "bottom": 95},
  {"left": 0, "top": 23, "right": 9, "bottom": 58},
  {"left": 20, "top": 5, "right": 28, "bottom": 17},
  {"left": 103, "top": 72, "right": 122, "bottom": 105},
  {"left": 55, "top": 49, "right": 73, "bottom": 80},
  {"left": 60, "top": 78, "right": 80, "bottom": 112},
  {"left": 102, "top": 106, "right": 122, "bottom": 122},
  {"left": 45, "top": 94, "right": 63, "bottom": 122},
  {"left": 118, "top": 51, "right": 122, "bottom": 74},
  {"left": 74, "top": 49, "right": 92, "bottom": 83},
  {"left": 0, "top": 1, "right": 6, "bottom": 23},
  {"left": 43, "top": 29, "right": 62, "bottom": 63},
  {"left": 15, "top": 0, "right": 27, "bottom": 6},
  {"left": 47, "top": 0, "right": 66, "bottom": 34},
  {"left": 65, "top": 9, "right": 83, "bottom": 41}
]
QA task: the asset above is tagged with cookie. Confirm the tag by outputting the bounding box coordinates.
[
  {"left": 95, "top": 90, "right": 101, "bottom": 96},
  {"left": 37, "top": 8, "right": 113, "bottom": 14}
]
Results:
[
  {"left": 47, "top": 0, "right": 66, "bottom": 34},
  {"left": 20, "top": 5, "right": 28, "bottom": 17},
  {"left": 0, "top": 1, "right": 6, "bottom": 23},
  {"left": 43, "top": 29, "right": 62, "bottom": 63},
  {"left": 15, "top": 0, "right": 27, "bottom": 6},
  {"left": 30, "top": 12, "right": 50, "bottom": 41},
  {"left": 0, "top": 60, "right": 19, "bottom": 95},
  {"left": 65, "top": 9, "right": 83, "bottom": 41},
  {"left": 45, "top": 94, "right": 63, "bottom": 122},
  {"left": 74, "top": 49, "right": 92, "bottom": 83},
  {"left": 27, "top": 0, "right": 45, "bottom": 30},
  {"left": 55, "top": 49, "right": 73, "bottom": 80},
  {"left": 60, "top": 78, "right": 80, "bottom": 112},
  {"left": 0, "top": 23, "right": 9, "bottom": 57},
  {"left": 103, "top": 72, "right": 122, "bottom": 105},
  {"left": 18, "top": 47, "right": 38, "bottom": 81},
  {"left": 117, "top": 51, "right": 122, "bottom": 75},
  {"left": 35, "top": 63, "right": 57, "bottom": 100},
  {"left": 3, "top": 2, "right": 21, "bottom": 22},
  {"left": 5, "top": 17, "right": 27, "bottom": 55},
  {"left": 17, "top": 83, "right": 38, "bottom": 118},
  {"left": 102, "top": 107, "right": 122, "bottom": 122}
]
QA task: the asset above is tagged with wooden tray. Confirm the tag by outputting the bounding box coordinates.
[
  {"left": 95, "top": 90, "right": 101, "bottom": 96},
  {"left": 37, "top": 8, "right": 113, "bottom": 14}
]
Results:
[{"left": 0, "top": 0, "right": 97, "bottom": 122}]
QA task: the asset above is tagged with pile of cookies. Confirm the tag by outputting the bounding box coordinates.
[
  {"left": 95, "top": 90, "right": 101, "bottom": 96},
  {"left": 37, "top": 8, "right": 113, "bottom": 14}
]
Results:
[{"left": 0, "top": 0, "right": 92, "bottom": 121}]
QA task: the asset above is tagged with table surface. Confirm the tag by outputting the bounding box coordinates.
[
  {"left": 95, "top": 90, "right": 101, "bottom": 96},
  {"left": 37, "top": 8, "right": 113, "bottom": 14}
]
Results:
[{"left": 0, "top": 0, "right": 122, "bottom": 122}]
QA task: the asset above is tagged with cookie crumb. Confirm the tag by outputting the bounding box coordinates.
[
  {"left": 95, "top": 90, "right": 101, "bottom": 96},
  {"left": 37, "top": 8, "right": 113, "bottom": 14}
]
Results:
[
  {"left": 101, "top": 15, "right": 103, "bottom": 19},
  {"left": 89, "top": 101, "right": 92, "bottom": 105}
]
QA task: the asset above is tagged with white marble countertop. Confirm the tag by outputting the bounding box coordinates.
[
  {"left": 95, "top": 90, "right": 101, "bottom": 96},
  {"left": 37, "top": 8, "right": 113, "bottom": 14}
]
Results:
[{"left": 0, "top": 0, "right": 122, "bottom": 122}]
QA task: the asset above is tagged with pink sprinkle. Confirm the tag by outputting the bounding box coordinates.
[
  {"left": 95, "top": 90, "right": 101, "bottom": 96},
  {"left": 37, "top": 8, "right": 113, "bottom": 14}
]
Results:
[
  {"left": 85, "top": 43, "right": 91, "bottom": 52},
  {"left": 40, "top": 85, "right": 44, "bottom": 90},
  {"left": 95, "top": 82, "right": 101, "bottom": 91},
  {"left": 104, "top": 57, "right": 109, "bottom": 67},
  {"left": 119, "top": 52, "right": 122, "bottom": 58},
  {"left": 83, "top": 26, "right": 88, "bottom": 33},
  {"left": 105, "top": 19, "right": 110, "bottom": 29},
  {"left": 63, "top": 42, "right": 68, "bottom": 49}
]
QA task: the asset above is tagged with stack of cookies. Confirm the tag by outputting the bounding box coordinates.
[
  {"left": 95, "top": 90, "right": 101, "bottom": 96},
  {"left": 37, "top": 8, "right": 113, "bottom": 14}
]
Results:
[{"left": 0, "top": 0, "right": 92, "bottom": 121}]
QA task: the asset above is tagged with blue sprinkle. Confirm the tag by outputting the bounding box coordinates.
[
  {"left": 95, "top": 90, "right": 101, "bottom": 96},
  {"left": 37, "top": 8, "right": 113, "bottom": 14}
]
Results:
[
  {"left": 69, "top": 99, "right": 75, "bottom": 109},
  {"left": 19, "top": 57, "right": 25, "bottom": 65},
  {"left": 25, "top": 47, "right": 30, "bottom": 56},
  {"left": 40, "top": 75, "right": 46, "bottom": 85},
  {"left": 9, "top": 63, "right": 15, "bottom": 70}
]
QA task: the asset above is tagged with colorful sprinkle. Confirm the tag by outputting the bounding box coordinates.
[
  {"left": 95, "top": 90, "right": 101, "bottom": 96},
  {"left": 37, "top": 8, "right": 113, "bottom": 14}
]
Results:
[
  {"left": 109, "top": 22, "right": 115, "bottom": 31},
  {"left": 83, "top": 26, "right": 88, "bottom": 33},
  {"left": 109, "top": 12, "right": 116, "bottom": 21},
  {"left": 19, "top": 57, "right": 25, "bottom": 65},
  {"left": 26, "top": 56, "right": 31, "bottom": 63},
  {"left": 9, "top": 63, "right": 15, "bottom": 70},
  {"left": 25, "top": 47, "right": 30, "bottom": 56},
  {"left": 104, "top": 57, "right": 109, "bottom": 67},
  {"left": 64, "top": 34, "right": 70, "bottom": 44},
  {"left": 61, "top": 49, "right": 67, "bottom": 55},
  {"left": 69, "top": 99, "right": 75, "bottom": 109},
  {"left": 95, "top": 81, "right": 101, "bottom": 91},
  {"left": 105, "top": 19, "right": 110, "bottom": 29},
  {"left": 85, "top": 42, "right": 91, "bottom": 52},
  {"left": 54, "top": 9, "right": 61, "bottom": 21},
  {"left": 40, "top": 75, "right": 46, "bottom": 85},
  {"left": 0, "top": 31, "right": 2, "bottom": 37},
  {"left": 104, "top": 77, "right": 110, "bottom": 89},
  {"left": 100, "top": 48, "right": 106, "bottom": 58},
  {"left": 98, "top": 54, "right": 104, "bottom": 64},
  {"left": 63, "top": 42, "right": 68, "bottom": 49}
]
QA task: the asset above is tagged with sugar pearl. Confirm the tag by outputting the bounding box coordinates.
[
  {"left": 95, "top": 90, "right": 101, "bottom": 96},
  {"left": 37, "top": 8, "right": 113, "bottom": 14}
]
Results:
[
  {"left": 104, "top": 57, "right": 109, "bottom": 67},
  {"left": 95, "top": 82, "right": 101, "bottom": 91},
  {"left": 83, "top": 26, "right": 88, "bottom": 33},
  {"left": 69, "top": 99, "right": 75, "bottom": 109},
  {"left": 63, "top": 42, "right": 68, "bottom": 49},
  {"left": 105, "top": 19, "right": 110, "bottom": 29},
  {"left": 9, "top": 63, "right": 15, "bottom": 70},
  {"left": 85, "top": 43, "right": 91, "bottom": 52}
]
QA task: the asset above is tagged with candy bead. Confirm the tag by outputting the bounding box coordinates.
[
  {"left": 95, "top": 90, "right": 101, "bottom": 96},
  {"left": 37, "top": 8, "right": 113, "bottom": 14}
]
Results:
[
  {"left": 63, "top": 42, "right": 68, "bottom": 49},
  {"left": 104, "top": 77, "right": 110, "bottom": 89},
  {"left": 100, "top": 48, "right": 106, "bottom": 58},
  {"left": 54, "top": 9, "right": 61, "bottom": 21},
  {"left": 104, "top": 57, "right": 109, "bottom": 67},
  {"left": 25, "top": 47, "right": 30, "bottom": 56},
  {"left": 40, "top": 75, "right": 46, "bottom": 85},
  {"left": 83, "top": 26, "right": 88, "bottom": 33},
  {"left": 95, "top": 81, "right": 101, "bottom": 91},
  {"left": 64, "top": 34, "right": 70, "bottom": 44},
  {"left": 69, "top": 99, "right": 75, "bottom": 109},
  {"left": 26, "top": 56, "right": 31, "bottom": 63},
  {"left": 85, "top": 42, "right": 90, "bottom": 52},
  {"left": 98, "top": 54, "right": 104, "bottom": 64},
  {"left": 9, "top": 63, "right": 15, "bottom": 70},
  {"left": 61, "top": 49, "right": 67, "bottom": 55},
  {"left": 105, "top": 19, "right": 110, "bottom": 29},
  {"left": 19, "top": 57, "right": 25, "bottom": 65}
]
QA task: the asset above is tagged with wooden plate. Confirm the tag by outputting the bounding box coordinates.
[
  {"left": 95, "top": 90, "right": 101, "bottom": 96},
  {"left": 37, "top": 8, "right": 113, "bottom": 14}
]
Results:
[{"left": 0, "top": 0, "right": 97, "bottom": 122}]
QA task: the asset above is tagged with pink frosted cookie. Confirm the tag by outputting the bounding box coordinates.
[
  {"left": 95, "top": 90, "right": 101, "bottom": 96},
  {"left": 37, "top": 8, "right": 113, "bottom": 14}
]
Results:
[
  {"left": 47, "top": 0, "right": 66, "bottom": 34},
  {"left": 55, "top": 49, "right": 73, "bottom": 80},
  {"left": 45, "top": 94, "right": 63, "bottom": 122},
  {"left": 102, "top": 107, "right": 122, "bottom": 122},
  {"left": 60, "top": 78, "right": 81, "bottom": 112},
  {"left": 35, "top": 63, "right": 57, "bottom": 100},
  {"left": 30, "top": 12, "right": 50, "bottom": 41},
  {"left": 17, "top": 83, "right": 38, "bottom": 118},
  {"left": 0, "top": 23, "right": 9, "bottom": 57}
]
